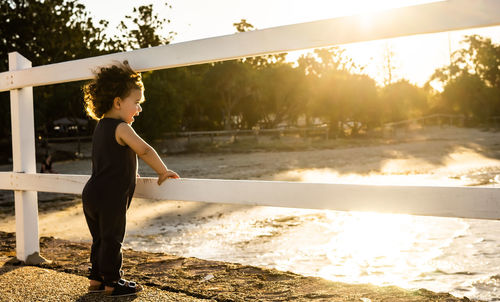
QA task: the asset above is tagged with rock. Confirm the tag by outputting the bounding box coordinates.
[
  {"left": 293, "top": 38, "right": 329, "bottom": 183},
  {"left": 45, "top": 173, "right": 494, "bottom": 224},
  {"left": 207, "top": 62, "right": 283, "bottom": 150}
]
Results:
[{"left": 25, "top": 251, "right": 52, "bottom": 265}]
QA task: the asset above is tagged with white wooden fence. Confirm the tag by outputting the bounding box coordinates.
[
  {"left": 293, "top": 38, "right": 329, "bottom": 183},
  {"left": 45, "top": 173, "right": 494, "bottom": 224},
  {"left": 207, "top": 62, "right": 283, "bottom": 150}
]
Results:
[{"left": 1, "top": 0, "right": 500, "bottom": 263}]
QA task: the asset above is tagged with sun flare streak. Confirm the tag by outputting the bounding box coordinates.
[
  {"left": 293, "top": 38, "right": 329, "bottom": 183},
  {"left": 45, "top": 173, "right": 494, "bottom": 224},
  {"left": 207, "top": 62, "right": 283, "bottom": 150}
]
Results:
[{"left": 273, "top": 148, "right": 500, "bottom": 187}]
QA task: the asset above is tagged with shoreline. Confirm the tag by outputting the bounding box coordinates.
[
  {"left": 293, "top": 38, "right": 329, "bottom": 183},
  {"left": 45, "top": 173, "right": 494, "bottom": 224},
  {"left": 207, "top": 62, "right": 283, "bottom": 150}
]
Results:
[{"left": 0, "top": 231, "right": 476, "bottom": 301}]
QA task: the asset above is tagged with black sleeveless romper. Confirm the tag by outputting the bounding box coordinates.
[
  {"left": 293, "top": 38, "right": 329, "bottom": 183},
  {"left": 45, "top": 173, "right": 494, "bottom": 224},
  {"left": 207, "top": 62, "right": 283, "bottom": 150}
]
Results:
[{"left": 82, "top": 117, "right": 137, "bottom": 285}]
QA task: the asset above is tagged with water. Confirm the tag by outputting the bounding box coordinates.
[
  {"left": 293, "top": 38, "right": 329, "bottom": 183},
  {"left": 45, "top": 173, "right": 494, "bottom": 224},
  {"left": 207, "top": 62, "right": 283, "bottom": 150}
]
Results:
[{"left": 125, "top": 169, "right": 500, "bottom": 301}]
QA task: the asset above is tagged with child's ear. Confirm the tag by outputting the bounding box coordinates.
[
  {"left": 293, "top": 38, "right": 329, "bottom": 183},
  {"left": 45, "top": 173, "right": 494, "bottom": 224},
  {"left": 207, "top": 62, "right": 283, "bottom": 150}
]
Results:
[{"left": 113, "top": 97, "right": 121, "bottom": 109}]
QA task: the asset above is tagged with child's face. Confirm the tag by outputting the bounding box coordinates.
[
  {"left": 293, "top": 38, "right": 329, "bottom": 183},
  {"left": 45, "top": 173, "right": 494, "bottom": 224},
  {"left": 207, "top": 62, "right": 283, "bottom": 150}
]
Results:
[{"left": 119, "top": 88, "right": 144, "bottom": 124}]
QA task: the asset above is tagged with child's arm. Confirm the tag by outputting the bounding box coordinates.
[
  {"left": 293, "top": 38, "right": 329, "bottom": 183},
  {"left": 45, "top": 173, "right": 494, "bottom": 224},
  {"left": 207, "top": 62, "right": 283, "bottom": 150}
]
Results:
[{"left": 116, "top": 123, "right": 179, "bottom": 185}]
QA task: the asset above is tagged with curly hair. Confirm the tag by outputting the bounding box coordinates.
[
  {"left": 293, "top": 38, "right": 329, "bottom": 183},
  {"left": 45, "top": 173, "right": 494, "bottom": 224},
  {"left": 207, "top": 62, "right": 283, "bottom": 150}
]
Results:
[{"left": 83, "top": 61, "right": 144, "bottom": 120}]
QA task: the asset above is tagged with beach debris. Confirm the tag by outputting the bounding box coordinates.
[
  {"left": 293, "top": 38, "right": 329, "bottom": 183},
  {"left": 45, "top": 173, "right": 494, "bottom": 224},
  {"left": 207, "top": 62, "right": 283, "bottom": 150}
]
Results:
[
  {"left": 25, "top": 252, "right": 52, "bottom": 265},
  {"left": 200, "top": 274, "right": 215, "bottom": 282},
  {"left": 360, "top": 298, "right": 372, "bottom": 302}
]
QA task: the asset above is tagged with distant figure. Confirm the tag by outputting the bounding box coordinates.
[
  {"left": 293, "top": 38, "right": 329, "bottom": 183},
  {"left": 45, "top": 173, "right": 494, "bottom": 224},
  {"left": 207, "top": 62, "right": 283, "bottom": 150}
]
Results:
[
  {"left": 81, "top": 61, "right": 179, "bottom": 297},
  {"left": 40, "top": 154, "right": 54, "bottom": 173}
]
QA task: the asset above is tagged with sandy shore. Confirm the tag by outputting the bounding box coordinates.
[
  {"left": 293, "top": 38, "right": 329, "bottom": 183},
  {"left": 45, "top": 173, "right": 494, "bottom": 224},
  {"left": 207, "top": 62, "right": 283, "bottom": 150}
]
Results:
[{"left": 0, "top": 231, "right": 478, "bottom": 301}]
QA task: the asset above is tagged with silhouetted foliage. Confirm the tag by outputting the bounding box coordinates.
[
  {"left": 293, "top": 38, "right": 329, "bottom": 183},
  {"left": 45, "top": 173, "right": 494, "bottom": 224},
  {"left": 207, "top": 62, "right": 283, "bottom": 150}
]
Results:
[
  {"left": 117, "top": 3, "right": 175, "bottom": 50},
  {"left": 0, "top": 0, "right": 116, "bottom": 139},
  {"left": 431, "top": 35, "right": 500, "bottom": 124},
  {"left": 2, "top": 0, "right": 499, "bottom": 150},
  {"left": 380, "top": 80, "right": 428, "bottom": 123}
]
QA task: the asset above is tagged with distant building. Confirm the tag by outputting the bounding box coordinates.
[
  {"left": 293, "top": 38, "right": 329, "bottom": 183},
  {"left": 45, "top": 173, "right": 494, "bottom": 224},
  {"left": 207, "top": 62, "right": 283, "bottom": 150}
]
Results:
[{"left": 52, "top": 117, "right": 88, "bottom": 136}]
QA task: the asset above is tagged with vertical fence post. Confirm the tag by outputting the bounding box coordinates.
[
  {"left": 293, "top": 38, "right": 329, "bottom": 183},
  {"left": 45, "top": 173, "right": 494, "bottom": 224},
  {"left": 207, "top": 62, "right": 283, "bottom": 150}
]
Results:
[{"left": 9, "top": 52, "right": 42, "bottom": 264}]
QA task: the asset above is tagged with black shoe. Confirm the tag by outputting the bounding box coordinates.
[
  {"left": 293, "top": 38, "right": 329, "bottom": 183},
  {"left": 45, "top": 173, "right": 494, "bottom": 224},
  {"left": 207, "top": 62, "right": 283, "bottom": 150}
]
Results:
[{"left": 107, "top": 279, "right": 143, "bottom": 297}]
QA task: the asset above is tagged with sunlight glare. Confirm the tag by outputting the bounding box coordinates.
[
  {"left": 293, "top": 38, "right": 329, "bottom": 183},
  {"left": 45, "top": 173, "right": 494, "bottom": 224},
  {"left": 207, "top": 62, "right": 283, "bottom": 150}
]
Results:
[
  {"left": 322, "top": 0, "right": 442, "bottom": 17},
  {"left": 272, "top": 147, "right": 500, "bottom": 187},
  {"left": 286, "top": 0, "right": 449, "bottom": 86},
  {"left": 317, "top": 211, "right": 468, "bottom": 288}
]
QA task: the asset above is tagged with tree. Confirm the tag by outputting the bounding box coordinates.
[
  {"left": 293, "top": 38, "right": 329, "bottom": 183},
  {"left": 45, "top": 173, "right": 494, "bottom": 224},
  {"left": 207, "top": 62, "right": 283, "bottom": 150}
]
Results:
[
  {"left": 348, "top": 74, "right": 380, "bottom": 135},
  {"left": 0, "top": 0, "right": 113, "bottom": 69},
  {"left": 296, "top": 47, "right": 361, "bottom": 79},
  {"left": 453, "top": 35, "right": 500, "bottom": 88},
  {"left": 379, "top": 80, "right": 428, "bottom": 123},
  {"left": 0, "top": 0, "right": 114, "bottom": 139},
  {"left": 430, "top": 35, "right": 500, "bottom": 123},
  {"left": 132, "top": 63, "right": 215, "bottom": 138},
  {"left": 313, "top": 47, "right": 358, "bottom": 75},
  {"left": 441, "top": 73, "right": 493, "bottom": 122},
  {"left": 297, "top": 47, "right": 374, "bottom": 137},
  {"left": 117, "top": 3, "right": 175, "bottom": 50},
  {"left": 432, "top": 35, "right": 499, "bottom": 87},
  {"left": 254, "top": 64, "right": 307, "bottom": 128},
  {"left": 232, "top": 19, "right": 287, "bottom": 69},
  {"left": 382, "top": 42, "right": 397, "bottom": 86},
  {"left": 178, "top": 64, "right": 215, "bottom": 131},
  {"left": 313, "top": 71, "right": 378, "bottom": 137},
  {"left": 113, "top": 3, "right": 181, "bottom": 138},
  {"left": 204, "top": 60, "right": 254, "bottom": 130}
]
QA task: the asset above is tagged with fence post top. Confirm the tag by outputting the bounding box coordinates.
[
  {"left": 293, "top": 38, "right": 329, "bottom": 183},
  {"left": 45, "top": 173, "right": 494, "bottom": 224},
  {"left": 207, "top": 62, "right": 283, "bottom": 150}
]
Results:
[{"left": 9, "top": 52, "right": 31, "bottom": 71}]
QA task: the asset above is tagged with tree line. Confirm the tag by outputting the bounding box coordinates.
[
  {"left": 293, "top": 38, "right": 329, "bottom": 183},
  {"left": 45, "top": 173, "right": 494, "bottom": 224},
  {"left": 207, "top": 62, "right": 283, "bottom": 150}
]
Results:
[{"left": 1, "top": 0, "right": 499, "bottom": 142}]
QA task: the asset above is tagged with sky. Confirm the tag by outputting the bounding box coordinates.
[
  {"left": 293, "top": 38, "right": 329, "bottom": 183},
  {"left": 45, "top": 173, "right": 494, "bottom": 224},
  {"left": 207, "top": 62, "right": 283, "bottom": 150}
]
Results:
[{"left": 78, "top": 0, "right": 500, "bottom": 87}]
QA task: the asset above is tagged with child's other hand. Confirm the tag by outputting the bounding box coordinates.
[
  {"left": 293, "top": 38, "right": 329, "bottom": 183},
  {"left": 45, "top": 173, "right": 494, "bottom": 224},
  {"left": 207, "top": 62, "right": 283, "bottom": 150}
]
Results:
[{"left": 158, "top": 170, "right": 180, "bottom": 185}]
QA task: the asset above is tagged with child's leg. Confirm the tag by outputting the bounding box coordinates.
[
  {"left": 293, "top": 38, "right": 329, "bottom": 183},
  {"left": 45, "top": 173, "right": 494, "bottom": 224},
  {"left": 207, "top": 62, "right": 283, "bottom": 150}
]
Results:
[
  {"left": 83, "top": 204, "right": 103, "bottom": 283},
  {"left": 97, "top": 194, "right": 142, "bottom": 296},
  {"left": 98, "top": 200, "right": 127, "bottom": 287}
]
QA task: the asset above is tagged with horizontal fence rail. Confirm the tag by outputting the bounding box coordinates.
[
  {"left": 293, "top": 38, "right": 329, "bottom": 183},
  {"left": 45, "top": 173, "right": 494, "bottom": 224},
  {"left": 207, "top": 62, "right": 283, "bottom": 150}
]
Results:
[
  {"left": 1, "top": 0, "right": 500, "bottom": 92},
  {"left": 1, "top": 172, "right": 499, "bottom": 220},
  {"left": 165, "top": 126, "right": 327, "bottom": 137},
  {"left": 384, "top": 114, "right": 465, "bottom": 127}
]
